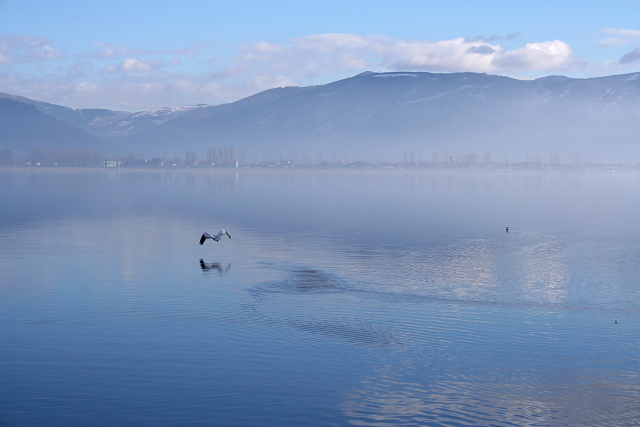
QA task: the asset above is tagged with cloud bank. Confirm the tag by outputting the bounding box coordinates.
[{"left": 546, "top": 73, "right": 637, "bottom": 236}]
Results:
[
  {"left": 598, "top": 28, "right": 640, "bottom": 65},
  {"left": 0, "top": 35, "right": 65, "bottom": 64},
  {"left": 103, "top": 57, "right": 164, "bottom": 73},
  {"left": 221, "top": 34, "right": 578, "bottom": 80},
  {"left": 1, "top": 31, "right": 637, "bottom": 110}
]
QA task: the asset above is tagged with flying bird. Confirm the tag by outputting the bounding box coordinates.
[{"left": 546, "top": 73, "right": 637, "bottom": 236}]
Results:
[{"left": 200, "top": 229, "right": 231, "bottom": 245}]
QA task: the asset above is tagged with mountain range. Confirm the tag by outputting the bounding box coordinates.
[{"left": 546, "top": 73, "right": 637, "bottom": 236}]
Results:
[{"left": 1, "top": 71, "right": 639, "bottom": 163}]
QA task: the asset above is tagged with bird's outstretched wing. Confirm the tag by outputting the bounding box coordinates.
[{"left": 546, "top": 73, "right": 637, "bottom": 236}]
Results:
[
  {"left": 200, "top": 232, "right": 213, "bottom": 245},
  {"left": 214, "top": 229, "right": 231, "bottom": 241}
]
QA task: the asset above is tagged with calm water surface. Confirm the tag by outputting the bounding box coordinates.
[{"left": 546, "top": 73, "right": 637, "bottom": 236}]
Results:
[{"left": 1, "top": 168, "right": 640, "bottom": 426}]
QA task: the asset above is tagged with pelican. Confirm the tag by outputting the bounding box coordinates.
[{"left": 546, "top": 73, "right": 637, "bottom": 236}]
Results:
[{"left": 200, "top": 229, "right": 231, "bottom": 245}]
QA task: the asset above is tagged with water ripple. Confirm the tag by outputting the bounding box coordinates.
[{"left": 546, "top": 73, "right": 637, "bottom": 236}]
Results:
[{"left": 238, "top": 264, "right": 640, "bottom": 426}]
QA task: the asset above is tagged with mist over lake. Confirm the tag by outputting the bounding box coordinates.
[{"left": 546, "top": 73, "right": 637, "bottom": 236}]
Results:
[{"left": 2, "top": 168, "right": 640, "bottom": 426}]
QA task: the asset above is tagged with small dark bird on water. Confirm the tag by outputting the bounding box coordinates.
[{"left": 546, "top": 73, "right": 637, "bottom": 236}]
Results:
[
  {"left": 506, "top": 227, "right": 509, "bottom": 232},
  {"left": 200, "top": 229, "right": 231, "bottom": 245}
]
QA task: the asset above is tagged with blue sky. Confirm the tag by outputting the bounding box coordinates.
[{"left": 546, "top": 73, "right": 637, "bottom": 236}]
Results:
[{"left": 1, "top": 0, "right": 639, "bottom": 111}]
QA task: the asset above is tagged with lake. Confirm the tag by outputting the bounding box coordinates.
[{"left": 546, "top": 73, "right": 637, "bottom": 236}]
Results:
[{"left": 1, "top": 167, "right": 640, "bottom": 426}]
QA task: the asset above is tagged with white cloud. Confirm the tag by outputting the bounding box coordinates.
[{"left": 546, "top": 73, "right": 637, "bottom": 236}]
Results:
[
  {"left": 88, "top": 41, "right": 204, "bottom": 59},
  {"left": 0, "top": 65, "right": 241, "bottom": 111},
  {"left": 491, "top": 40, "right": 575, "bottom": 70},
  {"left": 103, "top": 57, "right": 163, "bottom": 73},
  {"left": 597, "top": 29, "right": 640, "bottom": 57},
  {"left": 90, "top": 41, "right": 136, "bottom": 59},
  {"left": 219, "top": 34, "right": 579, "bottom": 80},
  {"left": 0, "top": 33, "right": 594, "bottom": 111},
  {"left": 593, "top": 28, "right": 640, "bottom": 67},
  {"left": 601, "top": 28, "right": 640, "bottom": 38},
  {"left": 0, "top": 35, "right": 65, "bottom": 64},
  {"left": 597, "top": 37, "right": 631, "bottom": 47}
]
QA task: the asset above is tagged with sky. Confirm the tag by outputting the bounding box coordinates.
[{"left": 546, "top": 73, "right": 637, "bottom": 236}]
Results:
[{"left": 0, "top": 0, "right": 639, "bottom": 111}]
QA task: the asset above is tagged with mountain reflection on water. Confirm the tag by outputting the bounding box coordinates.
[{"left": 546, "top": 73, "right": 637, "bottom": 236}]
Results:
[{"left": 1, "top": 168, "right": 640, "bottom": 427}]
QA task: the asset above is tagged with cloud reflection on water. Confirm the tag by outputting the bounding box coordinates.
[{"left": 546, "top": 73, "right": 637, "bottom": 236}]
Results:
[{"left": 341, "top": 373, "right": 640, "bottom": 426}]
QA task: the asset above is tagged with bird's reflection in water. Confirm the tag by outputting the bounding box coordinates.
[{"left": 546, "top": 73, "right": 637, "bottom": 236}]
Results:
[{"left": 199, "top": 259, "right": 231, "bottom": 276}]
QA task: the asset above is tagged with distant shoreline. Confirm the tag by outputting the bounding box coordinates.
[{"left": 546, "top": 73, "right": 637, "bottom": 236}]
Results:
[{"left": 0, "top": 164, "right": 634, "bottom": 175}]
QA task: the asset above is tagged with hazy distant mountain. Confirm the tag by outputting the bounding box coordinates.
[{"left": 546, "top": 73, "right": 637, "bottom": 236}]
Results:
[
  {"left": 0, "top": 85, "right": 313, "bottom": 145},
  {"left": 0, "top": 98, "right": 115, "bottom": 154},
  {"left": 0, "top": 91, "right": 207, "bottom": 141},
  {"left": 0, "top": 91, "right": 128, "bottom": 138},
  {"left": 3, "top": 71, "right": 640, "bottom": 163},
  {"left": 108, "top": 71, "right": 640, "bottom": 163},
  {"left": 149, "top": 86, "right": 316, "bottom": 130}
]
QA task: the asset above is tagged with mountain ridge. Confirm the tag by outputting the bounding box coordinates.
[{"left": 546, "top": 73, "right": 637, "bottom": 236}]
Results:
[
  {"left": 110, "top": 71, "right": 640, "bottom": 162},
  {"left": 2, "top": 71, "right": 640, "bottom": 163},
  {"left": 0, "top": 98, "right": 116, "bottom": 155}
]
